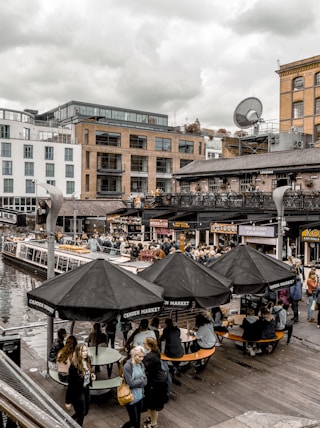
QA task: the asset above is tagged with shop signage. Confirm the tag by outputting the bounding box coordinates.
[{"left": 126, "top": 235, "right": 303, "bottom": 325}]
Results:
[
  {"left": 210, "top": 223, "right": 237, "bottom": 234},
  {"left": 238, "top": 225, "right": 275, "bottom": 238},
  {"left": 301, "top": 227, "right": 320, "bottom": 242},
  {"left": 172, "top": 222, "right": 190, "bottom": 229},
  {"left": 150, "top": 219, "right": 168, "bottom": 227}
]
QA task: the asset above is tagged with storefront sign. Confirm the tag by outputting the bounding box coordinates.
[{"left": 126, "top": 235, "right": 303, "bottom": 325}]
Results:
[
  {"left": 150, "top": 219, "right": 168, "bottom": 227},
  {"left": 301, "top": 228, "right": 320, "bottom": 242},
  {"left": 172, "top": 222, "right": 190, "bottom": 229},
  {"left": 210, "top": 223, "right": 237, "bottom": 234},
  {"left": 238, "top": 225, "right": 275, "bottom": 238}
]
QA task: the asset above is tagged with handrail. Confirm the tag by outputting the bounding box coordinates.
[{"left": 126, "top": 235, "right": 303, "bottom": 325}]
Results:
[{"left": 0, "top": 320, "right": 69, "bottom": 336}]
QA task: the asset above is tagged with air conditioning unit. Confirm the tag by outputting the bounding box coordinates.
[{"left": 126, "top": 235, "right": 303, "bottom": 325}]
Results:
[{"left": 293, "top": 141, "right": 304, "bottom": 149}]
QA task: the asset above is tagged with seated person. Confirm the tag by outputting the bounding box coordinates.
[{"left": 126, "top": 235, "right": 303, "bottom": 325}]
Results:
[
  {"left": 192, "top": 314, "right": 216, "bottom": 351},
  {"left": 56, "top": 335, "right": 77, "bottom": 382},
  {"left": 241, "top": 308, "right": 261, "bottom": 356},
  {"left": 259, "top": 306, "right": 277, "bottom": 353},
  {"left": 48, "top": 327, "right": 67, "bottom": 366},
  {"left": 127, "top": 319, "right": 156, "bottom": 351},
  {"left": 104, "top": 318, "right": 117, "bottom": 348},
  {"left": 160, "top": 318, "right": 184, "bottom": 382},
  {"left": 271, "top": 299, "right": 293, "bottom": 344},
  {"left": 88, "top": 322, "right": 107, "bottom": 347},
  {"left": 211, "top": 307, "right": 228, "bottom": 332}
]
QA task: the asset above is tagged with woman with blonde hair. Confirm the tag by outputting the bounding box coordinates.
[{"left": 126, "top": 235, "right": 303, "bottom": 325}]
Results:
[
  {"left": 56, "top": 335, "right": 77, "bottom": 382},
  {"left": 65, "top": 343, "right": 96, "bottom": 426}
]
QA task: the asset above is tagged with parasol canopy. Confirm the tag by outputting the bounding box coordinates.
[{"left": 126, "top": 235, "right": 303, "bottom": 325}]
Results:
[{"left": 206, "top": 245, "right": 295, "bottom": 295}]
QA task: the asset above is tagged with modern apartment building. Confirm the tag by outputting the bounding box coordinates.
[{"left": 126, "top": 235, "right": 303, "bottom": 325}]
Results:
[
  {"left": 277, "top": 54, "right": 320, "bottom": 143},
  {"left": 0, "top": 108, "right": 81, "bottom": 213},
  {"left": 37, "top": 101, "right": 206, "bottom": 200}
]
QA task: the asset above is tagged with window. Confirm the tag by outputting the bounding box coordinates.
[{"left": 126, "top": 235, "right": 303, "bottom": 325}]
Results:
[
  {"left": 86, "top": 151, "right": 90, "bottom": 169},
  {"left": 85, "top": 174, "right": 89, "bottom": 192},
  {"left": 96, "top": 131, "right": 121, "bottom": 146},
  {"left": 46, "top": 180, "right": 55, "bottom": 186},
  {"left": 98, "top": 153, "right": 122, "bottom": 170},
  {"left": 45, "top": 146, "right": 54, "bottom": 160},
  {"left": 24, "top": 145, "right": 33, "bottom": 159},
  {"left": 315, "top": 73, "right": 320, "bottom": 86},
  {"left": 24, "top": 162, "right": 34, "bottom": 176},
  {"left": 64, "top": 148, "right": 73, "bottom": 161},
  {"left": 25, "top": 179, "right": 35, "bottom": 193},
  {"left": 98, "top": 176, "right": 122, "bottom": 193},
  {"left": 208, "top": 178, "right": 219, "bottom": 192},
  {"left": 293, "top": 76, "right": 304, "bottom": 90},
  {"left": 45, "top": 163, "right": 55, "bottom": 177},
  {"left": 24, "top": 128, "right": 30, "bottom": 140},
  {"left": 130, "top": 134, "right": 147, "bottom": 149},
  {"left": 2, "top": 161, "right": 12, "bottom": 175},
  {"left": 130, "top": 177, "right": 148, "bottom": 193},
  {"left": 156, "top": 179, "right": 172, "bottom": 193},
  {"left": 0, "top": 125, "right": 10, "bottom": 139},
  {"left": 179, "top": 140, "right": 194, "bottom": 153},
  {"left": 180, "top": 159, "right": 193, "bottom": 168},
  {"left": 293, "top": 101, "right": 303, "bottom": 118},
  {"left": 84, "top": 129, "right": 89, "bottom": 145},
  {"left": 180, "top": 181, "right": 190, "bottom": 193},
  {"left": 65, "top": 165, "right": 74, "bottom": 178},
  {"left": 316, "top": 99, "right": 320, "bottom": 115},
  {"left": 156, "top": 157, "right": 172, "bottom": 173},
  {"left": 1, "top": 142, "right": 11, "bottom": 157},
  {"left": 4, "top": 179, "right": 13, "bottom": 193},
  {"left": 315, "top": 124, "right": 320, "bottom": 141},
  {"left": 66, "top": 181, "right": 75, "bottom": 194},
  {"left": 240, "top": 178, "right": 254, "bottom": 192},
  {"left": 155, "top": 137, "right": 171, "bottom": 151},
  {"left": 131, "top": 156, "right": 148, "bottom": 172}
]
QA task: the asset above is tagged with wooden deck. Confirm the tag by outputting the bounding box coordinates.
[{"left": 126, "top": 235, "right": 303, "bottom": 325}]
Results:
[{"left": 23, "top": 331, "right": 320, "bottom": 428}]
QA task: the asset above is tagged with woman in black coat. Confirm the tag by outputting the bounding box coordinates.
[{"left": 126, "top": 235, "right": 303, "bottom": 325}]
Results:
[
  {"left": 143, "top": 338, "right": 168, "bottom": 428},
  {"left": 65, "top": 343, "right": 96, "bottom": 426}
]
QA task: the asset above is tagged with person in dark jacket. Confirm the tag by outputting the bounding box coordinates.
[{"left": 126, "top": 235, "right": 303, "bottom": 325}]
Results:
[
  {"left": 241, "top": 308, "right": 261, "bottom": 356},
  {"left": 290, "top": 269, "right": 303, "bottom": 323},
  {"left": 48, "top": 327, "right": 66, "bottom": 364},
  {"left": 160, "top": 318, "right": 184, "bottom": 382},
  {"left": 259, "top": 306, "right": 277, "bottom": 353},
  {"left": 143, "top": 338, "right": 168, "bottom": 428},
  {"left": 65, "top": 343, "right": 96, "bottom": 426}
]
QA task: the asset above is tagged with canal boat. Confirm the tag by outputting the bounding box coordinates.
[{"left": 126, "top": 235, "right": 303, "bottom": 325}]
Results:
[{"left": 1, "top": 238, "right": 151, "bottom": 277}]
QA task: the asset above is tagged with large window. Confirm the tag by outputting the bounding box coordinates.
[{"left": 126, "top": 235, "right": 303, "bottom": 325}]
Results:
[
  {"left": 25, "top": 179, "right": 35, "bottom": 193},
  {"left": 293, "top": 101, "right": 303, "bottom": 118},
  {"left": 315, "top": 73, "right": 320, "bottom": 86},
  {"left": 315, "top": 124, "right": 320, "bottom": 141},
  {"left": 131, "top": 156, "right": 148, "bottom": 172},
  {"left": 180, "top": 181, "right": 190, "bottom": 193},
  {"left": 156, "top": 179, "right": 172, "bottom": 193},
  {"left": 293, "top": 76, "right": 304, "bottom": 90},
  {"left": 98, "top": 176, "right": 122, "bottom": 193},
  {"left": 98, "top": 153, "right": 121, "bottom": 170},
  {"left": 156, "top": 157, "right": 172, "bottom": 173},
  {"left": 130, "top": 134, "right": 147, "bottom": 149},
  {"left": 24, "top": 162, "right": 34, "bottom": 176},
  {"left": 66, "top": 181, "right": 75, "bottom": 194},
  {"left": 4, "top": 179, "right": 13, "bottom": 193},
  {"left": 24, "top": 145, "right": 33, "bottom": 159},
  {"left": 64, "top": 148, "right": 73, "bottom": 161},
  {"left": 179, "top": 140, "right": 194, "bottom": 153},
  {"left": 316, "top": 98, "right": 320, "bottom": 115},
  {"left": 46, "top": 163, "right": 55, "bottom": 177},
  {"left": 0, "top": 125, "right": 10, "bottom": 139},
  {"left": 208, "top": 178, "right": 219, "bottom": 192},
  {"left": 155, "top": 137, "right": 171, "bottom": 152},
  {"left": 45, "top": 146, "right": 54, "bottom": 160},
  {"left": 96, "top": 131, "right": 121, "bottom": 146},
  {"left": 130, "top": 177, "right": 148, "bottom": 193},
  {"left": 65, "top": 165, "right": 74, "bottom": 178},
  {"left": 1, "top": 142, "right": 11, "bottom": 157},
  {"left": 2, "top": 161, "right": 12, "bottom": 175}
]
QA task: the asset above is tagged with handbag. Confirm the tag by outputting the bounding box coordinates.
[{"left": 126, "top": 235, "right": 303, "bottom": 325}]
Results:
[
  {"left": 311, "top": 299, "right": 318, "bottom": 311},
  {"left": 117, "top": 378, "right": 134, "bottom": 406}
]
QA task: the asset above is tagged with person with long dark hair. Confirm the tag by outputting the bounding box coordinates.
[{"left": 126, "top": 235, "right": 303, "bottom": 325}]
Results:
[
  {"left": 65, "top": 343, "right": 96, "bottom": 426},
  {"left": 56, "top": 335, "right": 77, "bottom": 382}
]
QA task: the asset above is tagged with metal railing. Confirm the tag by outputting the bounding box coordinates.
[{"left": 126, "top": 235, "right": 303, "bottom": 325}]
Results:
[{"left": 0, "top": 350, "right": 80, "bottom": 428}]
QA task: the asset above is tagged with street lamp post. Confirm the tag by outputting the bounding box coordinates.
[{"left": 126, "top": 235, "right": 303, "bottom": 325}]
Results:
[
  {"left": 273, "top": 185, "right": 291, "bottom": 261},
  {"left": 37, "top": 183, "right": 63, "bottom": 370}
]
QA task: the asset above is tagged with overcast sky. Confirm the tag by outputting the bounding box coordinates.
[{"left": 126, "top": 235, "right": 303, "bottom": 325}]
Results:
[{"left": 0, "top": 0, "right": 318, "bottom": 133}]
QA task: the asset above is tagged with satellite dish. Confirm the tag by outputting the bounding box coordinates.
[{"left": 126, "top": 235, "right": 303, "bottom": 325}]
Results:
[{"left": 233, "top": 97, "right": 263, "bottom": 129}]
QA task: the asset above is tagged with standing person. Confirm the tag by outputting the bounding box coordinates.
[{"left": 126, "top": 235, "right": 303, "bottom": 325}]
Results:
[
  {"left": 160, "top": 319, "right": 184, "bottom": 383},
  {"left": 65, "top": 343, "right": 96, "bottom": 427},
  {"left": 122, "top": 346, "right": 147, "bottom": 428},
  {"left": 307, "top": 271, "right": 318, "bottom": 322},
  {"left": 105, "top": 318, "right": 117, "bottom": 348},
  {"left": 149, "top": 317, "right": 161, "bottom": 347},
  {"left": 56, "top": 335, "right": 78, "bottom": 382},
  {"left": 48, "top": 328, "right": 67, "bottom": 365},
  {"left": 143, "top": 338, "right": 168, "bottom": 428},
  {"left": 290, "top": 269, "right": 303, "bottom": 323},
  {"left": 271, "top": 299, "right": 293, "bottom": 344}
]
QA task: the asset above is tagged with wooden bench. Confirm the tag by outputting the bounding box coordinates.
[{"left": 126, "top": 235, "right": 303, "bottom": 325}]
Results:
[
  {"left": 49, "top": 369, "right": 122, "bottom": 391},
  {"left": 215, "top": 331, "right": 284, "bottom": 354},
  {"left": 160, "top": 347, "right": 215, "bottom": 373}
]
